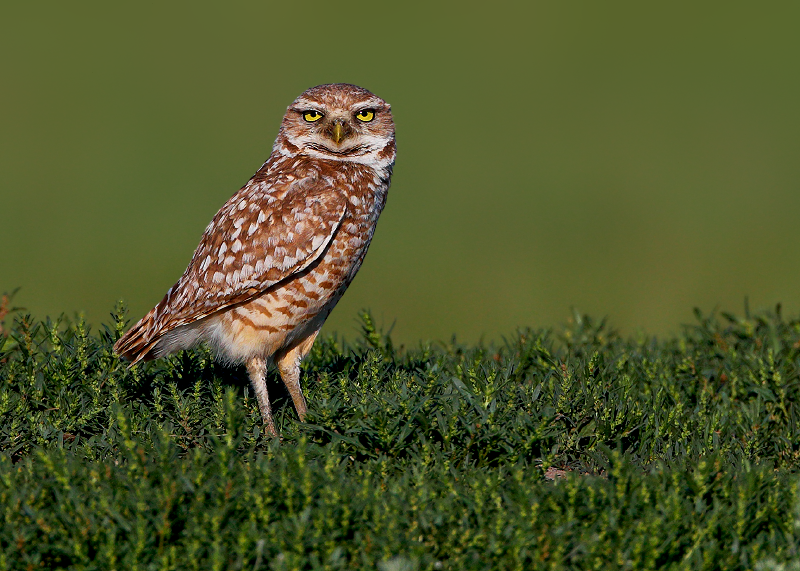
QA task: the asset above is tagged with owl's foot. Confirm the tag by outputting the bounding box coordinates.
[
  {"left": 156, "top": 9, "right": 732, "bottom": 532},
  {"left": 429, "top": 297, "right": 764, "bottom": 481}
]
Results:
[{"left": 247, "top": 356, "right": 277, "bottom": 437}]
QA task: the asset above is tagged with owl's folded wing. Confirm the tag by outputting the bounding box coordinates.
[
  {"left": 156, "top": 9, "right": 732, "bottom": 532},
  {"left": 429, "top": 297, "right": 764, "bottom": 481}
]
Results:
[{"left": 114, "top": 177, "right": 347, "bottom": 360}]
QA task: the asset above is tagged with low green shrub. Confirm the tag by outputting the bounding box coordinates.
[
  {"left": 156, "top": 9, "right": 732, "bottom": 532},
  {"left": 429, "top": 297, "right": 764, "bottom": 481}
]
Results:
[{"left": 2, "top": 305, "right": 800, "bottom": 569}]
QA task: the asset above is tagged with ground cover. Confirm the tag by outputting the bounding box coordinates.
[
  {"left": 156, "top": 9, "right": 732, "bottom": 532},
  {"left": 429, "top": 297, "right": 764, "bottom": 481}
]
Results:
[{"left": 2, "top": 304, "right": 800, "bottom": 570}]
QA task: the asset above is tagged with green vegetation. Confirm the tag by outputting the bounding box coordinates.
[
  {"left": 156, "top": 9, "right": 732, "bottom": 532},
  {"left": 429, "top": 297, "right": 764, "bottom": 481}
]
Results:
[{"left": 2, "top": 303, "right": 800, "bottom": 569}]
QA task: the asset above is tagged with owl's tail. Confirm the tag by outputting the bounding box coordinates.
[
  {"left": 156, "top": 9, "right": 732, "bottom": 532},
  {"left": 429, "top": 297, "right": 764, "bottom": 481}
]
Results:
[{"left": 113, "top": 307, "right": 161, "bottom": 366}]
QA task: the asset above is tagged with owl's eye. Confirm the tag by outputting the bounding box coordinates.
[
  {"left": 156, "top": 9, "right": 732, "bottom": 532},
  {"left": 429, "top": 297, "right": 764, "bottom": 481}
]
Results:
[
  {"left": 355, "top": 109, "right": 375, "bottom": 122},
  {"left": 302, "top": 110, "right": 323, "bottom": 122}
]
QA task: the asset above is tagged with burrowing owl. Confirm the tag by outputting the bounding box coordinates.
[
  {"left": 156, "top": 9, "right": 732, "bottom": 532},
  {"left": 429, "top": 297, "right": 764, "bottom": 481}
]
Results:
[{"left": 114, "top": 84, "right": 396, "bottom": 435}]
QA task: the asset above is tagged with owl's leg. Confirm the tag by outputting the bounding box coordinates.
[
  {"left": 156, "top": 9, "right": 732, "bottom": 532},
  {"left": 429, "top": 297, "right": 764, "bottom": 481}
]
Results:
[
  {"left": 246, "top": 356, "right": 277, "bottom": 436},
  {"left": 275, "top": 330, "right": 320, "bottom": 422}
]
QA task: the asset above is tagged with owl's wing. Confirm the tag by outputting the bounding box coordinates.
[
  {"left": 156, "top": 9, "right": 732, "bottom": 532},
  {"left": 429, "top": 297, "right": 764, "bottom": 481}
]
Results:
[
  {"left": 114, "top": 171, "right": 347, "bottom": 360},
  {"left": 163, "top": 181, "right": 347, "bottom": 327}
]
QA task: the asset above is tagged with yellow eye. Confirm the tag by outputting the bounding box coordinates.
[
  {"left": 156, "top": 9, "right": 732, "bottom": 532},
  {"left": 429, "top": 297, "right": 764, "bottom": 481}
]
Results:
[
  {"left": 303, "top": 110, "right": 323, "bottom": 122},
  {"left": 355, "top": 109, "right": 375, "bottom": 122}
]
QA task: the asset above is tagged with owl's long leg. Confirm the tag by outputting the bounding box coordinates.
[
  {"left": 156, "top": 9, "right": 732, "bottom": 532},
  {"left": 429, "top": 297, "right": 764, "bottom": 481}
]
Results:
[
  {"left": 246, "top": 356, "right": 277, "bottom": 436},
  {"left": 275, "top": 330, "right": 320, "bottom": 422}
]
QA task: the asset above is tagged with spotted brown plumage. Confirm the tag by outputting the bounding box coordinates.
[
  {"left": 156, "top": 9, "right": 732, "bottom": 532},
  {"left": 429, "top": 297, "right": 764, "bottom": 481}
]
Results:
[{"left": 114, "top": 84, "right": 396, "bottom": 435}]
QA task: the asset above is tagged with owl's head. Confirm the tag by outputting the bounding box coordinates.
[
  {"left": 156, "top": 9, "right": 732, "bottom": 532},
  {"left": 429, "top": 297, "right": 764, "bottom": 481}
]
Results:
[{"left": 276, "top": 84, "right": 395, "bottom": 169}]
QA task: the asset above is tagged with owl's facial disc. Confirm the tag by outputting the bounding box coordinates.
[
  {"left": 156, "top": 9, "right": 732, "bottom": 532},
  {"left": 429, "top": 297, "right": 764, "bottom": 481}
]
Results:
[{"left": 279, "top": 84, "right": 395, "bottom": 168}]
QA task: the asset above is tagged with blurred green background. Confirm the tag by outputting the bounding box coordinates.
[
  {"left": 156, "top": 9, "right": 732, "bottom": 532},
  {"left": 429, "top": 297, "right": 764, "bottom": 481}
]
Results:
[{"left": 2, "top": 2, "right": 799, "bottom": 344}]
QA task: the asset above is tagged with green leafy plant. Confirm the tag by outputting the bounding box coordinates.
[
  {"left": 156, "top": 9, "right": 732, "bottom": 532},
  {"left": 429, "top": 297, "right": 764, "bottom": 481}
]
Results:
[{"left": 2, "top": 305, "right": 800, "bottom": 569}]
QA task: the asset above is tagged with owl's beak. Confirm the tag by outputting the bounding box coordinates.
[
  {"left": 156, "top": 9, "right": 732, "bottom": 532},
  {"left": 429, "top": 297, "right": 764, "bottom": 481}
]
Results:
[
  {"left": 332, "top": 123, "right": 345, "bottom": 144},
  {"left": 329, "top": 120, "right": 351, "bottom": 145}
]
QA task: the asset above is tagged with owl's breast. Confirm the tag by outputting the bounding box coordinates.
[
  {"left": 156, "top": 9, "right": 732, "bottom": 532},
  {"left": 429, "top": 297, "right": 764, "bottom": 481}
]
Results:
[{"left": 198, "top": 170, "right": 390, "bottom": 363}]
